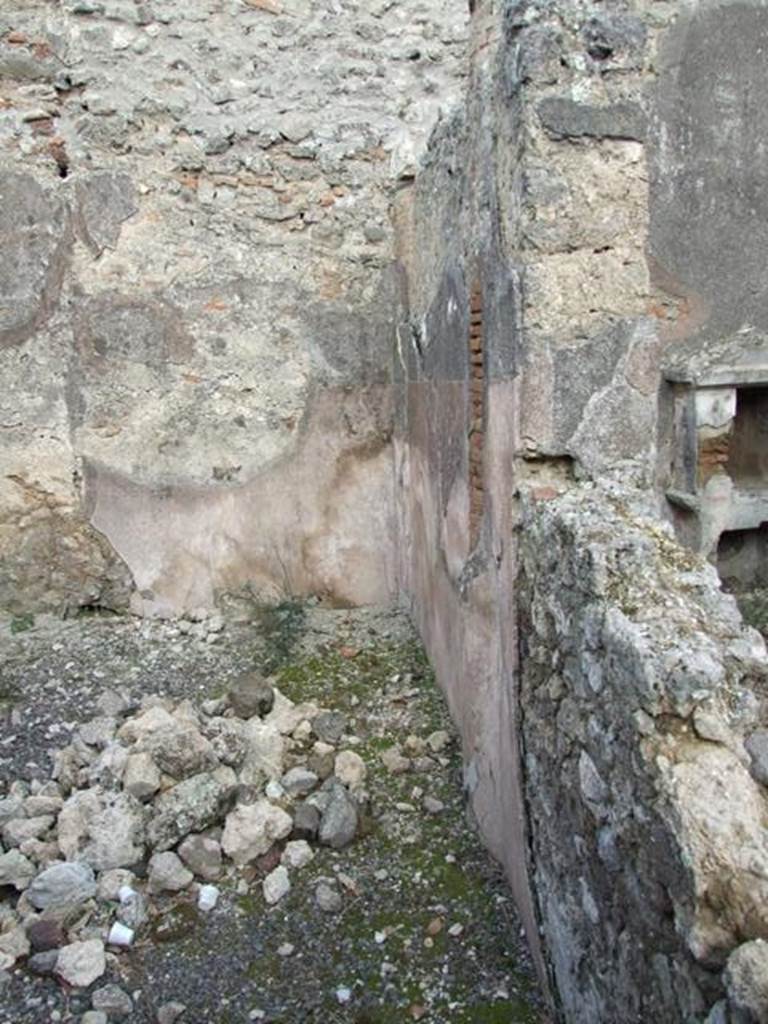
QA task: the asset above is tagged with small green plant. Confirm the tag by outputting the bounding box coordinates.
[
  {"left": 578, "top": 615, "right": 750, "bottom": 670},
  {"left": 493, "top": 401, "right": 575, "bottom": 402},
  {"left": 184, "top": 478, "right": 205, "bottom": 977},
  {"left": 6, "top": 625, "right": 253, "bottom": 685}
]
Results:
[
  {"left": 736, "top": 588, "right": 768, "bottom": 639},
  {"left": 10, "top": 612, "right": 34, "bottom": 634},
  {"left": 258, "top": 598, "right": 307, "bottom": 674}
]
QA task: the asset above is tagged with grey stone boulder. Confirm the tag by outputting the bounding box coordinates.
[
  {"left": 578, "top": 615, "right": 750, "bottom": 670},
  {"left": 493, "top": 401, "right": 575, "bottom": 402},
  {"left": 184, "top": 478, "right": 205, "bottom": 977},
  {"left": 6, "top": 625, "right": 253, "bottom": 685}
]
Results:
[
  {"left": 312, "top": 711, "right": 347, "bottom": 745},
  {"left": 28, "top": 950, "right": 59, "bottom": 976},
  {"left": 24, "top": 788, "right": 63, "bottom": 817},
  {"left": 228, "top": 672, "right": 275, "bottom": 719},
  {"left": 0, "top": 925, "right": 30, "bottom": 965},
  {"left": 78, "top": 717, "right": 117, "bottom": 749},
  {"left": 148, "top": 852, "right": 194, "bottom": 895},
  {"left": 380, "top": 746, "right": 410, "bottom": 775},
  {"left": 147, "top": 767, "right": 237, "bottom": 851},
  {"left": 745, "top": 731, "right": 768, "bottom": 786},
  {"left": 292, "top": 802, "right": 320, "bottom": 842},
  {"left": 263, "top": 865, "right": 290, "bottom": 905},
  {"left": 281, "top": 840, "right": 314, "bottom": 870},
  {"left": 177, "top": 834, "right": 222, "bottom": 881},
  {"left": 318, "top": 784, "right": 358, "bottom": 850},
  {"left": 122, "top": 751, "right": 161, "bottom": 802},
  {"left": 315, "top": 881, "right": 343, "bottom": 914},
  {"left": 156, "top": 1002, "right": 187, "bottom": 1023},
  {"left": 280, "top": 767, "right": 319, "bottom": 797},
  {"left": 116, "top": 705, "right": 175, "bottom": 745},
  {"left": 27, "top": 861, "right": 96, "bottom": 910},
  {"left": 0, "top": 849, "right": 35, "bottom": 890},
  {"left": 91, "top": 983, "right": 133, "bottom": 1020},
  {"left": 308, "top": 741, "right": 335, "bottom": 780},
  {"left": 0, "top": 796, "right": 23, "bottom": 827},
  {"left": 221, "top": 800, "right": 293, "bottom": 865},
  {"left": 725, "top": 939, "right": 768, "bottom": 1024},
  {"left": 2, "top": 815, "right": 54, "bottom": 848},
  {"left": 57, "top": 788, "right": 146, "bottom": 870},
  {"left": 55, "top": 939, "right": 106, "bottom": 988},
  {"left": 145, "top": 720, "right": 216, "bottom": 781},
  {"left": 96, "top": 689, "right": 135, "bottom": 719},
  {"left": 239, "top": 719, "right": 286, "bottom": 787},
  {"left": 334, "top": 751, "right": 366, "bottom": 790}
]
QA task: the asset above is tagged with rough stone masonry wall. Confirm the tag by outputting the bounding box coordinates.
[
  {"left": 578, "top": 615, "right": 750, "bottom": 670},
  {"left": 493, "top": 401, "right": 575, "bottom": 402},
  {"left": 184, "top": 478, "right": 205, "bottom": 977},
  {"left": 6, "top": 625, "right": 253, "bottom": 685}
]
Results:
[
  {"left": 0, "top": 0, "right": 467, "bottom": 617},
  {"left": 395, "top": 0, "right": 768, "bottom": 1019},
  {"left": 520, "top": 485, "right": 768, "bottom": 1023}
]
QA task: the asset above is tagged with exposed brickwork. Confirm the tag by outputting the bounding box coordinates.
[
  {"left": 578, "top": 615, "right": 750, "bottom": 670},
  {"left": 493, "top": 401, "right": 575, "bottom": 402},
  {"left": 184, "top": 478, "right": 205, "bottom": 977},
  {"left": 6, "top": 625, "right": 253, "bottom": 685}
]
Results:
[
  {"left": 468, "top": 282, "right": 485, "bottom": 545},
  {"left": 698, "top": 434, "right": 731, "bottom": 486}
]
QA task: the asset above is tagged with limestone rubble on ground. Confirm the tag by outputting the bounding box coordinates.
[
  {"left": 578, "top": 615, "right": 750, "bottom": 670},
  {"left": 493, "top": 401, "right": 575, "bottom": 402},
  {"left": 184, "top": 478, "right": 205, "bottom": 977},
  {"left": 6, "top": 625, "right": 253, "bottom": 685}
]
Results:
[{"left": 0, "top": 670, "right": 399, "bottom": 1008}]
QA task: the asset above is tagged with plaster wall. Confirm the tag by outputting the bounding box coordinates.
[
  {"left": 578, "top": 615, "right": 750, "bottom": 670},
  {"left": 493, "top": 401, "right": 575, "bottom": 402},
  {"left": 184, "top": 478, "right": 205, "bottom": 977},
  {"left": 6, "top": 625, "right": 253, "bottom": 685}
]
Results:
[
  {"left": 0, "top": 0, "right": 467, "bottom": 616},
  {"left": 395, "top": 0, "right": 768, "bottom": 1020}
]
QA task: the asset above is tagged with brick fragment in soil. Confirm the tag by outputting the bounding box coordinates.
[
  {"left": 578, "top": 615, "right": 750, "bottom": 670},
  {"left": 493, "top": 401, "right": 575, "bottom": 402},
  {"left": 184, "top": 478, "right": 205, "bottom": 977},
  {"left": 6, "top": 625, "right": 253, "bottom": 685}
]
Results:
[{"left": 0, "top": 608, "right": 543, "bottom": 1023}]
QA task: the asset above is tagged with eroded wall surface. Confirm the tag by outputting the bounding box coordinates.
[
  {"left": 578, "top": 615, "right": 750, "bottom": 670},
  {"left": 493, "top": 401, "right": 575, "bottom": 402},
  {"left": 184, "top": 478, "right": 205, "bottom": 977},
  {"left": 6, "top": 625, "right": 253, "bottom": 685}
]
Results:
[
  {"left": 393, "top": 0, "right": 545, "bottom": 986},
  {"left": 395, "top": 0, "right": 768, "bottom": 1020},
  {"left": 520, "top": 486, "right": 768, "bottom": 1022},
  {"left": 0, "top": 0, "right": 467, "bottom": 615}
]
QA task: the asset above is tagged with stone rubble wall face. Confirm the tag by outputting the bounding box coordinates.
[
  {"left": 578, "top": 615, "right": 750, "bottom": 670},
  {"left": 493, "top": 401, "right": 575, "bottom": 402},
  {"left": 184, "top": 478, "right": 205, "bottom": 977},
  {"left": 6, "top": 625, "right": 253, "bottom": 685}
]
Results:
[
  {"left": 395, "top": 0, "right": 768, "bottom": 1019},
  {"left": 0, "top": 0, "right": 467, "bottom": 615},
  {"left": 519, "top": 486, "right": 768, "bottom": 1022}
]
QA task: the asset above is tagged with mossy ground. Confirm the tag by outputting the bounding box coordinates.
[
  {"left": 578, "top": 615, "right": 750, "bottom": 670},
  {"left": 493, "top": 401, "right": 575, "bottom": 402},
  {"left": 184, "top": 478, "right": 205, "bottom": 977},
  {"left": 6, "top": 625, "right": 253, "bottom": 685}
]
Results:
[{"left": 140, "top": 627, "right": 541, "bottom": 1021}]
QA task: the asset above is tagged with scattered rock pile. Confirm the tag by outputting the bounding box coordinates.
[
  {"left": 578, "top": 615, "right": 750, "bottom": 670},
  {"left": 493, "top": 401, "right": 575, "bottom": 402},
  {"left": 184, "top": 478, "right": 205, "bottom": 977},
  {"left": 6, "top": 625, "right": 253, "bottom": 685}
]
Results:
[{"left": 0, "top": 670, "right": 372, "bottom": 1007}]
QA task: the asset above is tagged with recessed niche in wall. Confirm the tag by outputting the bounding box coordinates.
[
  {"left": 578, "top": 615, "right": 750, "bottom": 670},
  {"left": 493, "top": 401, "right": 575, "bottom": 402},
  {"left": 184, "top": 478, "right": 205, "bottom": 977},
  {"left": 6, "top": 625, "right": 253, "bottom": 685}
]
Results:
[
  {"left": 717, "top": 524, "right": 768, "bottom": 593},
  {"left": 663, "top": 347, "right": 768, "bottom": 565},
  {"left": 726, "top": 386, "right": 768, "bottom": 488}
]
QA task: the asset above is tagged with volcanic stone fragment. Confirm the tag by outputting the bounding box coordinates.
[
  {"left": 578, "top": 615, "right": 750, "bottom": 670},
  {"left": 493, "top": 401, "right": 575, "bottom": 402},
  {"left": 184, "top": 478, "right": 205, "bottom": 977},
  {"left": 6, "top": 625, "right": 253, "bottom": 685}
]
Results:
[
  {"left": 228, "top": 673, "right": 275, "bottom": 719},
  {"left": 27, "top": 919, "right": 66, "bottom": 952},
  {"left": 92, "top": 983, "right": 133, "bottom": 1019},
  {"left": 177, "top": 833, "right": 223, "bottom": 881},
  {"left": 27, "top": 861, "right": 96, "bottom": 910},
  {"left": 0, "top": 849, "right": 35, "bottom": 890},
  {"left": 28, "top": 950, "right": 59, "bottom": 976},
  {"left": 147, "top": 767, "right": 237, "bottom": 851},
  {"left": 313, "top": 711, "right": 347, "bottom": 744},
  {"left": 318, "top": 785, "right": 358, "bottom": 849},
  {"left": 292, "top": 801, "right": 320, "bottom": 841},
  {"left": 56, "top": 938, "right": 106, "bottom": 987}
]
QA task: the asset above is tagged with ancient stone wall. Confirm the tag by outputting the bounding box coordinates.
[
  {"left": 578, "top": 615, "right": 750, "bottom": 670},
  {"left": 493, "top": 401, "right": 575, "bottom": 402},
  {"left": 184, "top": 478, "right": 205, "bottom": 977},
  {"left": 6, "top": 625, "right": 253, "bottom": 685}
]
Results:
[
  {"left": 520, "top": 485, "right": 768, "bottom": 1022},
  {"left": 393, "top": 0, "right": 542, "bottom": 983},
  {"left": 394, "top": 0, "right": 768, "bottom": 1020},
  {"left": 0, "top": 0, "right": 467, "bottom": 616}
]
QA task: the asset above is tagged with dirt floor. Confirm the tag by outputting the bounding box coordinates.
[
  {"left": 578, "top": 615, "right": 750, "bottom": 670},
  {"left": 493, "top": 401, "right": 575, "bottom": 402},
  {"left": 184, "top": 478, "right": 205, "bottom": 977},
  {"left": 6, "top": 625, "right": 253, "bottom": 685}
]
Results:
[{"left": 0, "top": 603, "right": 544, "bottom": 1024}]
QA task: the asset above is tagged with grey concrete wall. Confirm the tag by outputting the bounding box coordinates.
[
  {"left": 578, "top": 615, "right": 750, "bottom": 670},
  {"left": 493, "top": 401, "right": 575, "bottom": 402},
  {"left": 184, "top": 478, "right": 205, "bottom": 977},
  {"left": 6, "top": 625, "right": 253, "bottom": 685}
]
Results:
[{"left": 0, "top": 0, "right": 467, "bottom": 616}]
